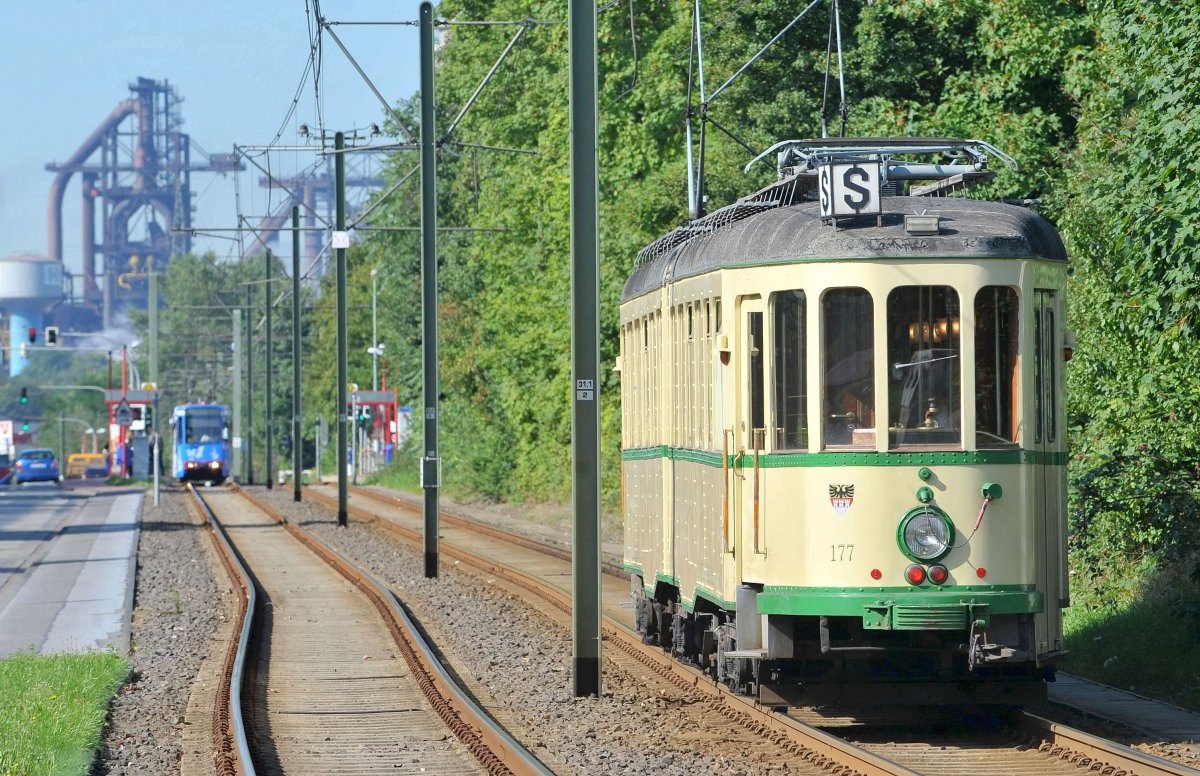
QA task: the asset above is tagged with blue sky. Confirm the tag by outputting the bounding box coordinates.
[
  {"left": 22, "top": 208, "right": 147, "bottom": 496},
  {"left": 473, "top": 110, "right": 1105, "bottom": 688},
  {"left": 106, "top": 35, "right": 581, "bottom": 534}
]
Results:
[{"left": 0, "top": 1, "right": 422, "bottom": 273}]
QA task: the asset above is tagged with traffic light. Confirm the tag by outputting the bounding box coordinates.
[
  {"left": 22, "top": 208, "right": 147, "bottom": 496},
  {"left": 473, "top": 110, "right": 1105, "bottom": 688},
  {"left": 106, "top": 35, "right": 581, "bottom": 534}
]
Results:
[
  {"left": 27, "top": 327, "right": 36, "bottom": 344},
  {"left": 45, "top": 326, "right": 59, "bottom": 346},
  {"left": 19, "top": 387, "right": 28, "bottom": 405},
  {"left": 21, "top": 422, "right": 30, "bottom": 432}
]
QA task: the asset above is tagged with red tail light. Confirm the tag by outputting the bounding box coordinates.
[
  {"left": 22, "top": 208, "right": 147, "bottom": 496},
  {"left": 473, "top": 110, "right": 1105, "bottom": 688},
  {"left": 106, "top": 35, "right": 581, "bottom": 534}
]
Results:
[
  {"left": 870, "top": 569, "right": 882, "bottom": 580},
  {"left": 905, "top": 564, "right": 926, "bottom": 585},
  {"left": 928, "top": 564, "right": 949, "bottom": 585},
  {"left": 976, "top": 566, "right": 987, "bottom": 579}
]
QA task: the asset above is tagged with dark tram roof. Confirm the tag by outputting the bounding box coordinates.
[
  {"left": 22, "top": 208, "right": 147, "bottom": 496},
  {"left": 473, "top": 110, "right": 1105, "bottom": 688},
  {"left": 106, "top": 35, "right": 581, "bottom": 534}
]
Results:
[{"left": 623, "top": 196, "right": 1067, "bottom": 302}]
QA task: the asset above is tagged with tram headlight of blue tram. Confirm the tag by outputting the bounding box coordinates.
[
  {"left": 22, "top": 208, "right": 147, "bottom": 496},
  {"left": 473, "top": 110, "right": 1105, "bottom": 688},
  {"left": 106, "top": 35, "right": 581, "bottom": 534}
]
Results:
[{"left": 898, "top": 506, "right": 954, "bottom": 562}]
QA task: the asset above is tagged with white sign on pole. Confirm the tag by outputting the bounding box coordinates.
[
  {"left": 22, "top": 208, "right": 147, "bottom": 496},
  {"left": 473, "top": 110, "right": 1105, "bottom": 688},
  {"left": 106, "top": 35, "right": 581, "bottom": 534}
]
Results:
[
  {"left": 818, "top": 161, "right": 883, "bottom": 219},
  {"left": 331, "top": 230, "right": 351, "bottom": 249},
  {"left": 0, "top": 420, "right": 13, "bottom": 456}
]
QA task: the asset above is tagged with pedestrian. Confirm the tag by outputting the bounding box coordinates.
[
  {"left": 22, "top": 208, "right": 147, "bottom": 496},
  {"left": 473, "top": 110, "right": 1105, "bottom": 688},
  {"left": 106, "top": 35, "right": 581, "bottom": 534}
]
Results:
[{"left": 123, "top": 442, "right": 134, "bottom": 478}]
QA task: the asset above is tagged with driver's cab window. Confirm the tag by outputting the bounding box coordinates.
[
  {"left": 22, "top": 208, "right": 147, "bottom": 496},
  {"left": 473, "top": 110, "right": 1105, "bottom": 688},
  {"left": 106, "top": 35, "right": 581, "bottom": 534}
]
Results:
[
  {"left": 822, "top": 289, "right": 874, "bottom": 448},
  {"left": 887, "top": 285, "right": 962, "bottom": 448}
]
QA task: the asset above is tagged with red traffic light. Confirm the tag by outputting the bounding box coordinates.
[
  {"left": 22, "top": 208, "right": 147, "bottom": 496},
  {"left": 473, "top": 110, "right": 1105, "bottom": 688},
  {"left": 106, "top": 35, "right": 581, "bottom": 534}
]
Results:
[{"left": 27, "top": 327, "right": 37, "bottom": 344}]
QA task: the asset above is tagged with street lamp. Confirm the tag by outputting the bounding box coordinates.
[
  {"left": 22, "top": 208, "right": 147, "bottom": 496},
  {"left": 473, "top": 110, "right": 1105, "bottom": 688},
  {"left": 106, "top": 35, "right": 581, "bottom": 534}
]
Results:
[
  {"left": 371, "top": 267, "right": 380, "bottom": 391},
  {"left": 85, "top": 427, "right": 107, "bottom": 454}
]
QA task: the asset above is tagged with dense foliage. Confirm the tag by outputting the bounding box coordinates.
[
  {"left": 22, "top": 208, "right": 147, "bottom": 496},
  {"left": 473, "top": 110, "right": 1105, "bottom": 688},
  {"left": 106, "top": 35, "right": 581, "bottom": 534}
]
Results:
[{"left": 1057, "top": 2, "right": 1200, "bottom": 575}]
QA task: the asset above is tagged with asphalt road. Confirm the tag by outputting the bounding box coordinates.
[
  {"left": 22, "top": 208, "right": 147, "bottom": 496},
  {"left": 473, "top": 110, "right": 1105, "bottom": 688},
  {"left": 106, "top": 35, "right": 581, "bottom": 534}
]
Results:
[{"left": 0, "top": 482, "right": 141, "bottom": 656}]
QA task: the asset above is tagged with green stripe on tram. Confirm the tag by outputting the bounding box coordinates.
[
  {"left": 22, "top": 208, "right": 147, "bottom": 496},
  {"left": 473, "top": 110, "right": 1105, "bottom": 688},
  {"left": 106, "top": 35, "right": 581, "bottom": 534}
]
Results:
[{"left": 621, "top": 446, "right": 1067, "bottom": 467}]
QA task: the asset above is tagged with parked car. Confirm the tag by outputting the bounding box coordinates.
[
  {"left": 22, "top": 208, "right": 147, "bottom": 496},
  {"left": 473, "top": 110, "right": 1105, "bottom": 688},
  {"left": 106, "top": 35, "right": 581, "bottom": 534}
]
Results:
[
  {"left": 14, "top": 448, "right": 62, "bottom": 484},
  {"left": 66, "top": 452, "right": 109, "bottom": 480}
]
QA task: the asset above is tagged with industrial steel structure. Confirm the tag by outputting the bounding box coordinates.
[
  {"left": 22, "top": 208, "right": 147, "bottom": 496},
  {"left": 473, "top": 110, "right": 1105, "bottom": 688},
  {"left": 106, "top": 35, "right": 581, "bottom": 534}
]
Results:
[{"left": 44, "top": 77, "right": 241, "bottom": 328}]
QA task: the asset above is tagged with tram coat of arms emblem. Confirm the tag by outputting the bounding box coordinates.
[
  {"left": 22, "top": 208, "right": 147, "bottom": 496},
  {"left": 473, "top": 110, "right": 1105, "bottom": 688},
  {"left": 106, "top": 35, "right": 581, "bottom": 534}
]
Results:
[{"left": 829, "top": 484, "right": 855, "bottom": 516}]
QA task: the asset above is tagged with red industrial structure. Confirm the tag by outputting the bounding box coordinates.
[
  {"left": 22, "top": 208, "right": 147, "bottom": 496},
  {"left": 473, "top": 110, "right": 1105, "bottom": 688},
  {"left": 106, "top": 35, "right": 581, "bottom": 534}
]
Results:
[{"left": 45, "top": 77, "right": 241, "bottom": 328}]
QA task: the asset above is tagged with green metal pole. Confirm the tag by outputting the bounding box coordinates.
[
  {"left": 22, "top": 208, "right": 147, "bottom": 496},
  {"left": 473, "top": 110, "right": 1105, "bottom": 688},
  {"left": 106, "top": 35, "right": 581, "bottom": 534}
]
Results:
[
  {"left": 336, "top": 130, "right": 349, "bottom": 527},
  {"left": 246, "top": 287, "right": 254, "bottom": 485},
  {"left": 232, "top": 309, "right": 243, "bottom": 480},
  {"left": 419, "top": 1, "right": 440, "bottom": 578},
  {"left": 292, "top": 206, "right": 303, "bottom": 502},
  {"left": 569, "top": 0, "right": 602, "bottom": 696},
  {"left": 59, "top": 413, "right": 66, "bottom": 470},
  {"left": 265, "top": 250, "right": 274, "bottom": 489}
]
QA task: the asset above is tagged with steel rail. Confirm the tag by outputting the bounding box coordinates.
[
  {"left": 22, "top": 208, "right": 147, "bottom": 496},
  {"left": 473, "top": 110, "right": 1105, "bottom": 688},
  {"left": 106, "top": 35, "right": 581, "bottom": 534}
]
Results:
[
  {"left": 228, "top": 485, "right": 553, "bottom": 776},
  {"left": 305, "top": 485, "right": 911, "bottom": 776},
  {"left": 1020, "top": 713, "right": 1199, "bottom": 776},
  {"left": 184, "top": 484, "right": 255, "bottom": 776},
  {"left": 347, "top": 484, "right": 627, "bottom": 578}
]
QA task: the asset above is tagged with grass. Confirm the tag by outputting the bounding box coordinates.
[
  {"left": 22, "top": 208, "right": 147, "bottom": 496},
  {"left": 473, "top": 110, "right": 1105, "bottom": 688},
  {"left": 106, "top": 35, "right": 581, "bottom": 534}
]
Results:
[
  {"left": 1063, "top": 553, "right": 1200, "bottom": 710},
  {"left": 0, "top": 651, "right": 128, "bottom": 776}
]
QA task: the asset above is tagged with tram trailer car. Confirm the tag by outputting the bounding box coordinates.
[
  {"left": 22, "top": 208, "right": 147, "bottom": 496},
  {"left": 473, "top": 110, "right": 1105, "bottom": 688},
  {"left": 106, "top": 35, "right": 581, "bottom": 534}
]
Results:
[
  {"left": 619, "top": 138, "right": 1069, "bottom": 707},
  {"left": 172, "top": 403, "right": 231, "bottom": 484}
]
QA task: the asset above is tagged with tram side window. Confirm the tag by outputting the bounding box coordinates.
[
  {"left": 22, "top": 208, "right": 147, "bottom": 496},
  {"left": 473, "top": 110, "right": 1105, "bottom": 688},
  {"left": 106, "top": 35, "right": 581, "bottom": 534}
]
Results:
[
  {"left": 748, "top": 311, "right": 765, "bottom": 449},
  {"left": 822, "top": 289, "right": 874, "bottom": 448},
  {"left": 772, "top": 291, "right": 807, "bottom": 450},
  {"left": 887, "top": 286, "right": 961, "bottom": 448},
  {"left": 975, "top": 287, "right": 1019, "bottom": 447}
]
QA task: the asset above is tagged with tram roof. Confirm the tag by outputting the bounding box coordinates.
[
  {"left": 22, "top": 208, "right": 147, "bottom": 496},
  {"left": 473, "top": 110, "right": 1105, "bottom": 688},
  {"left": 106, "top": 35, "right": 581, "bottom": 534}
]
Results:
[{"left": 623, "top": 196, "right": 1067, "bottom": 302}]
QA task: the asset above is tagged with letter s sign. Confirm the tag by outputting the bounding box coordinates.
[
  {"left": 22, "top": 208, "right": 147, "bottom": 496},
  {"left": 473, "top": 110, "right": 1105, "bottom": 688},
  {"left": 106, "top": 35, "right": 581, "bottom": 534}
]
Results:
[{"left": 820, "top": 161, "right": 882, "bottom": 219}]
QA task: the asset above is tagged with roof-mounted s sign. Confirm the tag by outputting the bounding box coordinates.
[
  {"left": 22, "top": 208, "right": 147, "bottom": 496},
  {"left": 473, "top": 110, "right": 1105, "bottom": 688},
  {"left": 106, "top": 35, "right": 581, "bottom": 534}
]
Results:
[{"left": 819, "top": 160, "right": 882, "bottom": 219}]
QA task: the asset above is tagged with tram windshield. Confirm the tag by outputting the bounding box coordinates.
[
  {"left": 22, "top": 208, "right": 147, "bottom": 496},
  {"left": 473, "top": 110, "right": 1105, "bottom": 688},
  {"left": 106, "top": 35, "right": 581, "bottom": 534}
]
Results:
[
  {"left": 887, "top": 286, "right": 961, "bottom": 448},
  {"left": 184, "top": 408, "right": 226, "bottom": 444}
]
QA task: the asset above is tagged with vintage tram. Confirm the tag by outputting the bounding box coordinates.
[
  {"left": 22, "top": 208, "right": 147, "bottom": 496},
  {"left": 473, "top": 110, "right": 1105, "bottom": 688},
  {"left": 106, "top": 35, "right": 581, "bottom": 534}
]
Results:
[{"left": 619, "top": 138, "right": 1069, "bottom": 705}]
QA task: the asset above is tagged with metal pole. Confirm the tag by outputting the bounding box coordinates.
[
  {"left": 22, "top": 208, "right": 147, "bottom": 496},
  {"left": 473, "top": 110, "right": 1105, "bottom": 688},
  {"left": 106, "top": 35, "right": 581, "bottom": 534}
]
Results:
[
  {"left": 335, "top": 131, "right": 349, "bottom": 527},
  {"left": 152, "top": 393, "right": 160, "bottom": 506},
  {"left": 232, "top": 309, "right": 244, "bottom": 481},
  {"left": 371, "top": 268, "right": 379, "bottom": 391},
  {"left": 246, "top": 286, "right": 255, "bottom": 485},
  {"left": 265, "top": 250, "right": 274, "bottom": 490},
  {"left": 292, "top": 206, "right": 303, "bottom": 502},
  {"left": 419, "top": 1, "right": 440, "bottom": 578},
  {"left": 59, "top": 413, "right": 66, "bottom": 472},
  {"left": 351, "top": 392, "right": 359, "bottom": 486},
  {"left": 150, "top": 272, "right": 160, "bottom": 505},
  {"left": 569, "top": 0, "right": 602, "bottom": 697}
]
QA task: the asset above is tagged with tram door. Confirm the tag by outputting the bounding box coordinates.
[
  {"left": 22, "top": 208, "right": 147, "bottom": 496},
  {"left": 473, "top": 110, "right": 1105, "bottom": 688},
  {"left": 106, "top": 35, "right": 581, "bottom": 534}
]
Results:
[
  {"left": 1033, "top": 289, "right": 1066, "bottom": 654},
  {"left": 734, "top": 298, "right": 766, "bottom": 570}
]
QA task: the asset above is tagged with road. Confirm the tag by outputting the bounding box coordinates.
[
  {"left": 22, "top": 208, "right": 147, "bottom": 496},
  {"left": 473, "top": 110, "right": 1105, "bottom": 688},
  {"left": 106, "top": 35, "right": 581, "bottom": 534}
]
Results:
[{"left": 0, "top": 482, "right": 141, "bottom": 656}]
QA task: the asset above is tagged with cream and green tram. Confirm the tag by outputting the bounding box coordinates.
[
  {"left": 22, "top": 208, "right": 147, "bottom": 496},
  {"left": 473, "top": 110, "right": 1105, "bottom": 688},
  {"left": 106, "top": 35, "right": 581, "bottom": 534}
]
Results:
[{"left": 619, "top": 139, "right": 1069, "bottom": 706}]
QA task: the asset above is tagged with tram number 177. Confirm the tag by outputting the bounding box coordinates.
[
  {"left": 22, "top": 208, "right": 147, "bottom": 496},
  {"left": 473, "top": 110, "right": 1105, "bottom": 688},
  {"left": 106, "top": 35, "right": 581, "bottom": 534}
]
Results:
[{"left": 830, "top": 544, "right": 854, "bottom": 561}]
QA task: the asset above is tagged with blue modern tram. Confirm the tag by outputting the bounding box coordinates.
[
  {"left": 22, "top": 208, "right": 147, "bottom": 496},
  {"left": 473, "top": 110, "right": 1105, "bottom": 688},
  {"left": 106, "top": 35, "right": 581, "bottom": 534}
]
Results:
[{"left": 171, "top": 403, "right": 231, "bottom": 484}]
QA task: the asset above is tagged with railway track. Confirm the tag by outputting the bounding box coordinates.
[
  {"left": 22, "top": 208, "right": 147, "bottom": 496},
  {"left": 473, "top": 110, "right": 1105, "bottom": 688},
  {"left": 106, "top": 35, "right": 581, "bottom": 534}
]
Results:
[
  {"left": 296, "top": 482, "right": 1196, "bottom": 776},
  {"left": 185, "top": 484, "right": 552, "bottom": 775}
]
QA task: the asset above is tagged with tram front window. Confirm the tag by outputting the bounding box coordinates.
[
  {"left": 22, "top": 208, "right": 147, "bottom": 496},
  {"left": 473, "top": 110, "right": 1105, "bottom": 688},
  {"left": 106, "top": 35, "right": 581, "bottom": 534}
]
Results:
[
  {"left": 887, "top": 286, "right": 961, "bottom": 448},
  {"left": 186, "top": 410, "right": 226, "bottom": 444},
  {"left": 822, "top": 289, "right": 874, "bottom": 449}
]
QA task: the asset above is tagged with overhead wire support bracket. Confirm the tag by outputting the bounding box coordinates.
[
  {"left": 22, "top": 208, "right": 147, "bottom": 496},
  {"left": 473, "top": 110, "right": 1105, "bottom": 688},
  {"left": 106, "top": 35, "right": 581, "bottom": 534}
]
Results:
[
  {"left": 450, "top": 141, "right": 538, "bottom": 156},
  {"left": 233, "top": 144, "right": 332, "bottom": 227},
  {"left": 440, "top": 21, "right": 532, "bottom": 145},
  {"left": 705, "top": 0, "right": 823, "bottom": 106},
  {"left": 319, "top": 20, "right": 417, "bottom": 142}
]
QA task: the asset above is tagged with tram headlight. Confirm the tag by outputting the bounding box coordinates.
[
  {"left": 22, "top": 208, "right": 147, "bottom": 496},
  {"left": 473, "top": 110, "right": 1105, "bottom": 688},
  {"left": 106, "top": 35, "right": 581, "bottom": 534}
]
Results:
[{"left": 897, "top": 506, "right": 954, "bottom": 563}]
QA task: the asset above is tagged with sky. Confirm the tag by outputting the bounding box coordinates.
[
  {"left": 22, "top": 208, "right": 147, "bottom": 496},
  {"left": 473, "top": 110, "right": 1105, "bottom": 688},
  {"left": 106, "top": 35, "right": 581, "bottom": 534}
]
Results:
[{"left": 0, "top": 1, "right": 423, "bottom": 277}]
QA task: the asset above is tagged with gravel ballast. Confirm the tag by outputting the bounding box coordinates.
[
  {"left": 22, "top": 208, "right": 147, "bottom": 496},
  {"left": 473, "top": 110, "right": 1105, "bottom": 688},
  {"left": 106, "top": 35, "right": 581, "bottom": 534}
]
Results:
[{"left": 91, "top": 489, "right": 235, "bottom": 776}]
